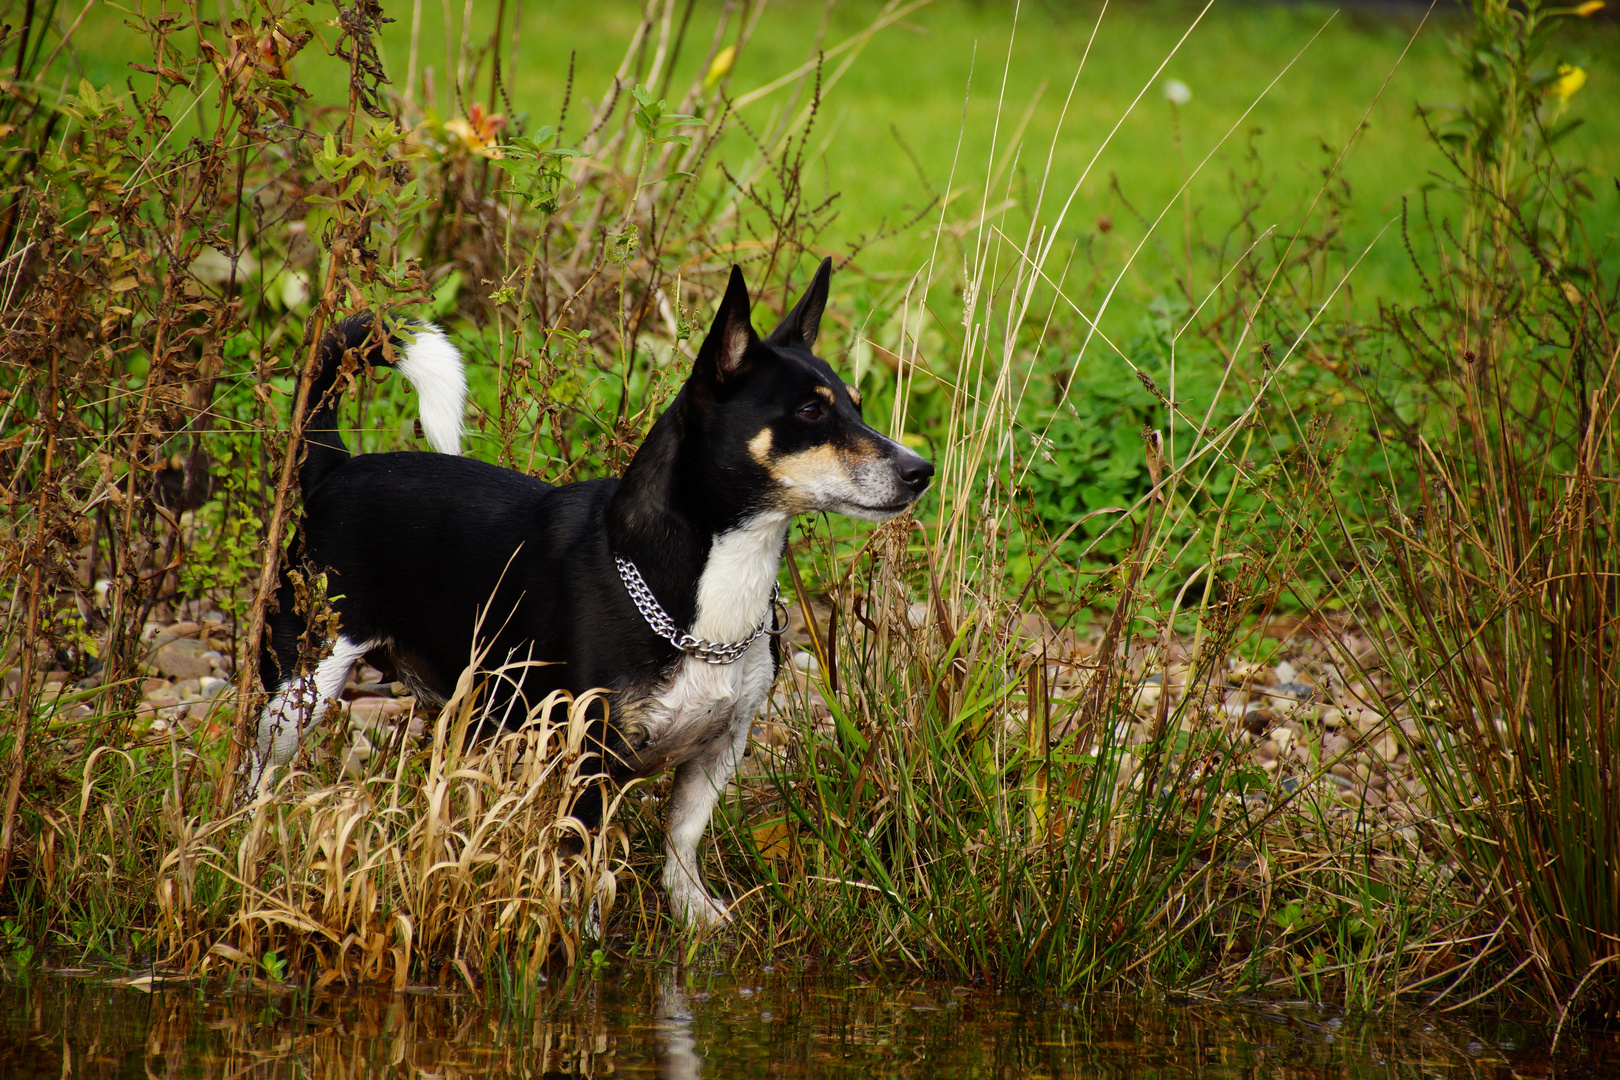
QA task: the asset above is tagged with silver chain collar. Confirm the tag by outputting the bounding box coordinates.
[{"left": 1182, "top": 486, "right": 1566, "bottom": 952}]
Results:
[{"left": 615, "top": 555, "right": 786, "bottom": 665}]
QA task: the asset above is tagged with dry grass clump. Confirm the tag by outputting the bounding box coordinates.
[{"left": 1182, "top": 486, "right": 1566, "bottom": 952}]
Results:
[{"left": 57, "top": 661, "right": 625, "bottom": 989}]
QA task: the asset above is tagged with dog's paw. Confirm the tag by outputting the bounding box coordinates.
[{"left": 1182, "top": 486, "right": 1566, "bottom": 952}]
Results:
[{"left": 667, "top": 879, "right": 732, "bottom": 930}]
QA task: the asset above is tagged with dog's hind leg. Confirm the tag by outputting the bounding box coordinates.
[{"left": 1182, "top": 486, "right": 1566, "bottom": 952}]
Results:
[
  {"left": 248, "top": 634, "right": 377, "bottom": 794},
  {"left": 661, "top": 716, "right": 752, "bottom": 928}
]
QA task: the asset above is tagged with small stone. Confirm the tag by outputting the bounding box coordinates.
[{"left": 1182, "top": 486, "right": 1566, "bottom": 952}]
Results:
[
  {"left": 753, "top": 721, "right": 791, "bottom": 750},
  {"left": 153, "top": 621, "right": 202, "bottom": 645},
  {"left": 201, "top": 650, "right": 233, "bottom": 675},
  {"left": 1372, "top": 735, "right": 1400, "bottom": 761},
  {"left": 1255, "top": 740, "right": 1281, "bottom": 770},
  {"left": 1342, "top": 706, "right": 1382, "bottom": 735},
  {"left": 1322, "top": 732, "right": 1351, "bottom": 760},
  {"left": 1132, "top": 682, "right": 1162, "bottom": 713},
  {"left": 1271, "top": 726, "right": 1295, "bottom": 755},
  {"left": 348, "top": 697, "right": 409, "bottom": 731},
  {"left": 153, "top": 637, "right": 212, "bottom": 681},
  {"left": 199, "top": 676, "right": 229, "bottom": 699},
  {"left": 141, "top": 677, "right": 171, "bottom": 697},
  {"left": 1227, "top": 661, "right": 1274, "bottom": 687},
  {"left": 1321, "top": 708, "right": 1345, "bottom": 730},
  {"left": 1274, "top": 660, "right": 1298, "bottom": 684},
  {"left": 173, "top": 678, "right": 202, "bottom": 700},
  {"left": 1267, "top": 682, "right": 1316, "bottom": 701},
  {"left": 906, "top": 602, "right": 930, "bottom": 629},
  {"left": 342, "top": 733, "right": 374, "bottom": 778},
  {"left": 793, "top": 650, "right": 820, "bottom": 676},
  {"left": 1244, "top": 708, "right": 1275, "bottom": 737}
]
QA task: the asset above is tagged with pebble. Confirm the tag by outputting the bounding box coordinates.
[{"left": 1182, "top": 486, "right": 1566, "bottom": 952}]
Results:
[
  {"left": 348, "top": 697, "right": 411, "bottom": 731},
  {"left": 151, "top": 621, "right": 201, "bottom": 645},
  {"left": 342, "top": 733, "right": 374, "bottom": 778},
  {"left": 1132, "top": 682, "right": 1162, "bottom": 712},
  {"left": 792, "top": 650, "right": 820, "bottom": 676},
  {"left": 1227, "top": 661, "right": 1274, "bottom": 687},
  {"left": 1274, "top": 660, "right": 1298, "bottom": 684},
  {"left": 152, "top": 637, "right": 212, "bottom": 681},
  {"left": 752, "top": 721, "right": 791, "bottom": 750},
  {"left": 1342, "top": 706, "right": 1382, "bottom": 735},
  {"left": 1266, "top": 682, "right": 1316, "bottom": 701},
  {"left": 1371, "top": 735, "right": 1401, "bottom": 761},
  {"left": 199, "top": 676, "right": 230, "bottom": 699},
  {"left": 906, "top": 602, "right": 930, "bottom": 629}
]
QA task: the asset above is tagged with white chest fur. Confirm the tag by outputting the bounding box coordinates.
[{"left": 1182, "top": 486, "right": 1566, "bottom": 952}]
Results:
[
  {"left": 623, "top": 512, "right": 788, "bottom": 774},
  {"left": 631, "top": 638, "right": 776, "bottom": 773}
]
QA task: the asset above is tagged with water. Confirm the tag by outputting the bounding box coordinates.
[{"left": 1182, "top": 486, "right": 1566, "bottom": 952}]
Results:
[{"left": 0, "top": 964, "right": 1611, "bottom": 1078}]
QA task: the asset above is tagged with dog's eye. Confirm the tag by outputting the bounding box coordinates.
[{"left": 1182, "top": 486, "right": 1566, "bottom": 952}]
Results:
[{"left": 798, "top": 401, "right": 825, "bottom": 421}]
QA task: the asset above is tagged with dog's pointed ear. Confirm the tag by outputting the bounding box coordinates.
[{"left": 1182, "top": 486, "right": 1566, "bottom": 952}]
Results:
[
  {"left": 693, "top": 266, "right": 758, "bottom": 383},
  {"left": 766, "top": 257, "right": 832, "bottom": 349}
]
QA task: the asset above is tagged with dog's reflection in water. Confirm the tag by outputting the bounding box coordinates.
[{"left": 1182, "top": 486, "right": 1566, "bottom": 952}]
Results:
[{"left": 654, "top": 967, "right": 703, "bottom": 1080}]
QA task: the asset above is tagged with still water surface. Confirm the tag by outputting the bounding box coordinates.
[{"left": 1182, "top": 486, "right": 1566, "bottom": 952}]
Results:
[{"left": 0, "top": 964, "right": 1610, "bottom": 1078}]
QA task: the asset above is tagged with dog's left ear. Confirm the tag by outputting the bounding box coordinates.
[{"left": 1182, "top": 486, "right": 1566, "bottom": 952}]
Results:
[
  {"left": 694, "top": 265, "right": 759, "bottom": 383},
  {"left": 766, "top": 257, "right": 832, "bottom": 349}
]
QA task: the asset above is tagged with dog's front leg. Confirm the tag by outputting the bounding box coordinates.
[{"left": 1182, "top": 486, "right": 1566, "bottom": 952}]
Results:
[
  {"left": 662, "top": 714, "right": 751, "bottom": 928},
  {"left": 248, "top": 635, "right": 376, "bottom": 794}
]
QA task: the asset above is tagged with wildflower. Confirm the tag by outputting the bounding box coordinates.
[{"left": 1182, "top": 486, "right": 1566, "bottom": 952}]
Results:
[
  {"left": 444, "top": 102, "right": 507, "bottom": 158},
  {"left": 1572, "top": 1, "right": 1604, "bottom": 16},
  {"left": 705, "top": 45, "right": 737, "bottom": 88},
  {"left": 1163, "top": 79, "right": 1191, "bottom": 106},
  {"left": 1550, "top": 64, "right": 1586, "bottom": 103}
]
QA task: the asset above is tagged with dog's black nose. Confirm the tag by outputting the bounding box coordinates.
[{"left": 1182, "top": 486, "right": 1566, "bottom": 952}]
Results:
[{"left": 897, "top": 452, "right": 934, "bottom": 494}]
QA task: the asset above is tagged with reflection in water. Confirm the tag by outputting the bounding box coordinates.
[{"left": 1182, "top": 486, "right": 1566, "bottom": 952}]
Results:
[
  {"left": 655, "top": 965, "right": 702, "bottom": 1080},
  {"left": 0, "top": 964, "right": 1612, "bottom": 1079}
]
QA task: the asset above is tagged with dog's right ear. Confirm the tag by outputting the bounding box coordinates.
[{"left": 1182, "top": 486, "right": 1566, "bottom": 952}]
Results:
[{"left": 693, "top": 266, "right": 758, "bottom": 383}]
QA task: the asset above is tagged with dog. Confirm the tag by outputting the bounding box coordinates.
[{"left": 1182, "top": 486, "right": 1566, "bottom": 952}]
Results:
[{"left": 249, "top": 259, "right": 933, "bottom": 926}]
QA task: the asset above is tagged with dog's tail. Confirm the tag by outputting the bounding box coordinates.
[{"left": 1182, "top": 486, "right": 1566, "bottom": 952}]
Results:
[{"left": 301, "top": 313, "right": 466, "bottom": 491}]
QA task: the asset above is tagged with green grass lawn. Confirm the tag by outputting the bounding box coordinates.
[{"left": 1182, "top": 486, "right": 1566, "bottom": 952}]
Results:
[{"left": 60, "top": 0, "right": 1618, "bottom": 304}]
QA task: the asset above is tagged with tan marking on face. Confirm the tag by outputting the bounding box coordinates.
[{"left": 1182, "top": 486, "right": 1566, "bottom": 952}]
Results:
[
  {"left": 814, "top": 385, "right": 836, "bottom": 404},
  {"left": 770, "top": 444, "right": 849, "bottom": 511},
  {"left": 748, "top": 427, "right": 773, "bottom": 464},
  {"left": 848, "top": 386, "right": 862, "bottom": 407}
]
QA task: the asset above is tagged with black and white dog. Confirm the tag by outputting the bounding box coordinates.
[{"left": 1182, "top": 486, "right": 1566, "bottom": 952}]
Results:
[{"left": 249, "top": 260, "right": 933, "bottom": 926}]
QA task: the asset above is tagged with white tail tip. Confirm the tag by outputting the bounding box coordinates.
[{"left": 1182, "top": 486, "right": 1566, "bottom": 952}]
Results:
[{"left": 395, "top": 324, "right": 466, "bottom": 454}]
